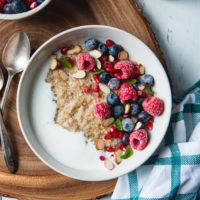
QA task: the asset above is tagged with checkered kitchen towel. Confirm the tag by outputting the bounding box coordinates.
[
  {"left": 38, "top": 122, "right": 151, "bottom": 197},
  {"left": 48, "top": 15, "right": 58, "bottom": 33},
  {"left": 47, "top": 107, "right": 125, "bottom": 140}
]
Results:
[{"left": 112, "top": 81, "right": 200, "bottom": 200}]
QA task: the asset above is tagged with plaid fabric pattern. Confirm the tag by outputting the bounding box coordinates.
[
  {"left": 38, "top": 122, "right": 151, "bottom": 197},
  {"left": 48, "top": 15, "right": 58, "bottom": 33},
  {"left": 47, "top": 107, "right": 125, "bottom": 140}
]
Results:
[{"left": 112, "top": 81, "right": 200, "bottom": 200}]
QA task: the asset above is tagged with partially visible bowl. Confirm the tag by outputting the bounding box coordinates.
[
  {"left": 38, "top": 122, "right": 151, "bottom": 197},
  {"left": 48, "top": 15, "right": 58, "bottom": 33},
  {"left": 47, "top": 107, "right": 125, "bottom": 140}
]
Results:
[{"left": 0, "top": 0, "right": 51, "bottom": 20}]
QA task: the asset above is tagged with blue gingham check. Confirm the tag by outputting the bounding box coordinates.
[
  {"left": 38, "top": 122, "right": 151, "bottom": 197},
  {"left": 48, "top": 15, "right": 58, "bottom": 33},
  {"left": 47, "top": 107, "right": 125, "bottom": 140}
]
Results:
[{"left": 112, "top": 81, "right": 200, "bottom": 200}]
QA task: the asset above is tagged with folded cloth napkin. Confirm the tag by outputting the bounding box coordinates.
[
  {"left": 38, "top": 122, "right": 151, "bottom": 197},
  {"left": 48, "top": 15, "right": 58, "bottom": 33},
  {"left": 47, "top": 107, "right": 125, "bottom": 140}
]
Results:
[{"left": 112, "top": 81, "right": 200, "bottom": 200}]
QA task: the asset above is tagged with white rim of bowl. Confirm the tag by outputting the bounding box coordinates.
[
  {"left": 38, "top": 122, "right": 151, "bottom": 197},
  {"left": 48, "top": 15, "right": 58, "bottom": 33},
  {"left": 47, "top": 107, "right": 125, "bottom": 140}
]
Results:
[
  {"left": 0, "top": 0, "right": 51, "bottom": 20},
  {"left": 17, "top": 25, "right": 172, "bottom": 181}
]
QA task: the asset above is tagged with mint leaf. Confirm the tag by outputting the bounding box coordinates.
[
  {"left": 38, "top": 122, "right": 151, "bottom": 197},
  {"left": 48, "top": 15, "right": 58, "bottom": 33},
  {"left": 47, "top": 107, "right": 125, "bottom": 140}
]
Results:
[
  {"left": 120, "top": 146, "right": 134, "bottom": 159},
  {"left": 94, "top": 69, "right": 105, "bottom": 74},
  {"left": 114, "top": 119, "right": 123, "bottom": 131},
  {"left": 128, "top": 79, "right": 137, "bottom": 84},
  {"left": 60, "top": 56, "right": 72, "bottom": 68},
  {"left": 144, "top": 86, "right": 154, "bottom": 96}
]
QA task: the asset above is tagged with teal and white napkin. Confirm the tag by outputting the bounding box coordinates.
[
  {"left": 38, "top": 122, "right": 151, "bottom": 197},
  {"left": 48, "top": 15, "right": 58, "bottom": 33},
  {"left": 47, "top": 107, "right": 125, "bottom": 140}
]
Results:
[{"left": 112, "top": 81, "right": 200, "bottom": 200}]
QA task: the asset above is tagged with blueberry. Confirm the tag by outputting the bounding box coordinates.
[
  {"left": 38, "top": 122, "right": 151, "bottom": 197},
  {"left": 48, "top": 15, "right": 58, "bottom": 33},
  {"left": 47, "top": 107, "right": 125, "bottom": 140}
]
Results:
[
  {"left": 109, "top": 44, "right": 122, "bottom": 57},
  {"left": 99, "top": 72, "right": 112, "bottom": 83},
  {"left": 107, "top": 93, "right": 120, "bottom": 106},
  {"left": 3, "top": 4, "right": 13, "bottom": 14},
  {"left": 84, "top": 38, "right": 98, "bottom": 51},
  {"left": 137, "top": 97, "right": 144, "bottom": 105},
  {"left": 36, "top": 0, "right": 45, "bottom": 4},
  {"left": 122, "top": 118, "right": 135, "bottom": 132},
  {"left": 11, "top": 0, "right": 28, "bottom": 14},
  {"left": 137, "top": 111, "right": 151, "bottom": 122},
  {"left": 121, "top": 134, "right": 130, "bottom": 146},
  {"left": 139, "top": 74, "right": 154, "bottom": 86},
  {"left": 130, "top": 103, "right": 141, "bottom": 116},
  {"left": 97, "top": 43, "right": 108, "bottom": 55},
  {"left": 108, "top": 78, "right": 120, "bottom": 90},
  {"left": 112, "top": 105, "right": 124, "bottom": 118}
]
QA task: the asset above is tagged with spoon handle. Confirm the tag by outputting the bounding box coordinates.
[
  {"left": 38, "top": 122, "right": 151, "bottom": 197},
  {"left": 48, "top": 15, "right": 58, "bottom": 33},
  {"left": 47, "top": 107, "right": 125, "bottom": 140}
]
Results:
[
  {"left": 0, "top": 111, "right": 17, "bottom": 173},
  {"left": 0, "top": 74, "right": 13, "bottom": 112}
]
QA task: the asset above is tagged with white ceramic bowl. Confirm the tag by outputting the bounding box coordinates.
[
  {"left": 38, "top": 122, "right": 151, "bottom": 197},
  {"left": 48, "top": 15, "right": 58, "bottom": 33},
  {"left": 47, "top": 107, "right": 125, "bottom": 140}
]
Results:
[
  {"left": 0, "top": 0, "right": 51, "bottom": 20},
  {"left": 17, "top": 25, "right": 172, "bottom": 181}
]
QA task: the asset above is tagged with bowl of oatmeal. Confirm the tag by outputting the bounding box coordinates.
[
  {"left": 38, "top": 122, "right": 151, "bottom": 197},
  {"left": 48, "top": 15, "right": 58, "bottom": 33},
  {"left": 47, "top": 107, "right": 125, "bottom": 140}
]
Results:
[{"left": 17, "top": 25, "right": 172, "bottom": 181}]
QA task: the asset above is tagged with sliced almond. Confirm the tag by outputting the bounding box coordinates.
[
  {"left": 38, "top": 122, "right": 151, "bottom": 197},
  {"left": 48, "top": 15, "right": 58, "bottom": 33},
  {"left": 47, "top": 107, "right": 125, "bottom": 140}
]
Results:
[
  {"left": 134, "top": 121, "right": 142, "bottom": 130},
  {"left": 108, "top": 55, "right": 115, "bottom": 62},
  {"left": 118, "top": 50, "right": 129, "bottom": 60},
  {"left": 138, "top": 83, "right": 146, "bottom": 90},
  {"left": 114, "top": 150, "right": 122, "bottom": 164},
  {"left": 67, "top": 45, "right": 81, "bottom": 55},
  {"left": 89, "top": 50, "right": 102, "bottom": 58},
  {"left": 131, "top": 117, "right": 138, "bottom": 124},
  {"left": 50, "top": 56, "right": 59, "bottom": 70},
  {"left": 72, "top": 70, "right": 86, "bottom": 78},
  {"left": 95, "top": 58, "right": 102, "bottom": 69},
  {"left": 139, "top": 64, "right": 145, "bottom": 75},
  {"left": 99, "top": 83, "right": 110, "bottom": 94},
  {"left": 102, "top": 117, "right": 114, "bottom": 127},
  {"left": 95, "top": 139, "right": 105, "bottom": 150},
  {"left": 125, "top": 104, "right": 131, "bottom": 114},
  {"left": 104, "top": 158, "right": 115, "bottom": 170}
]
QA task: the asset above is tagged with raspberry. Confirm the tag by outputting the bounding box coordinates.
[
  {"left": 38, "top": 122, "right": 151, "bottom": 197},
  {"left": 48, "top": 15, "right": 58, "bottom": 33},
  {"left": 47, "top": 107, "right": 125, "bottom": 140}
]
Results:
[
  {"left": 142, "top": 97, "right": 164, "bottom": 116},
  {"left": 129, "top": 129, "right": 149, "bottom": 150},
  {"left": 93, "top": 102, "right": 111, "bottom": 119},
  {"left": 76, "top": 52, "right": 95, "bottom": 71},
  {"left": 114, "top": 60, "right": 140, "bottom": 79},
  {"left": 118, "top": 83, "right": 138, "bottom": 102}
]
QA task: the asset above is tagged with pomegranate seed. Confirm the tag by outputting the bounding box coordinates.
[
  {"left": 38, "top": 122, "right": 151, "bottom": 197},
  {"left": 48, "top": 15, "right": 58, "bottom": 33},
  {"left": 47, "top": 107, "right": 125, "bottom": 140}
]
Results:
[
  {"left": 82, "top": 86, "right": 90, "bottom": 93},
  {"left": 105, "top": 146, "right": 115, "bottom": 152},
  {"left": 92, "top": 84, "right": 100, "bottom": 92},
  {"left": 66, "top": 57, "right": 73, "bottom": 63},
  {"left": 123, "top": 114, "right": 129, "bottom": 118},
  {"left": 103, "top": 62, "right": 114, "bottom": 68},
  {"left": 114, "top": 73, "right": 122, "bottom": 79},
  {"left": 104, "top": 132, "right": 112, "bottom": 140},
  {"left": 96, "top": 94, "right": 101, "bottom": 99},
  {"left": 111, "top": 132, "right": 118, "bottom": 138},
  {"left": 56, "top": 60, "right": 61, "bottom": 68},
  {"left": 110, "top": 126, "right": 117, "bottom": 133},
  {"left": 105, "top": 67, "right": 116, "bottom": 73},
  {"left": 93, "top": 74, "right": 100, "bottom": 83},
  {"left": 146, "top": 119, "right": 154, "bottom": 131},
  {"left": 60, "top": 47, "right": 69, "bottom": 54},
  {"left": 138, "top": 91, "right": 148, "bottom": 98},
  {"left": 26, "top": 0, "right": 34, "bottom": 4},
  {"left": 106, "top": 39, "right": 114, "bottom": 47},
  {"left": 30, "top": 1, "right": 38, "bottom": 9},
  {"left": 100, "top": 55, "right": 108, "bottom": 62},
  {"left": 118, "top": 131, "right": 124, "bottom": 139},
  {"left": 99, "top": 155, "right": 106, "bottom": 161},
  {"left": 119, "top": 144, "right": 126, "bottom": 151}
]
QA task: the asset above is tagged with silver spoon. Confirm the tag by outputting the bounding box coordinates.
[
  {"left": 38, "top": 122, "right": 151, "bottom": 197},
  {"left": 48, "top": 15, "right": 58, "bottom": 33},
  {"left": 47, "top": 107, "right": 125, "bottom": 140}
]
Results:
[{"left": 0, "top": 32, "right": 30, "bottom": 173}]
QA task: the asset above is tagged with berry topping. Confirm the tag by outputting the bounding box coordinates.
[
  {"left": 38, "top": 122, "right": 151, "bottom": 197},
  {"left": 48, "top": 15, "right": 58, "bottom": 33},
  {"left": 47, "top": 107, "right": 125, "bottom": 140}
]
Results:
[
  {"left": 93, "top": 102, "right": 111, "bottom": 120},
  {"left": 106, "top": 39, "right": 114, "bottom": 47},
  {"left": 139, "top": 74, "right": 154, "bottom": 86},
  {"left": 93, "top": 74, "right": 100, "bottom": 83},
  {"left": 122, "top": 118, "right": 135, "bottom": 132},
  {"left": 137, "top": 111, "right": 151, "bottom": 122},
  {"left": 99, "top": 155, "right": 106, "bottom": 161},
  {"left": 97, "top": 43, "right": 108, "bottom": 55},
  {"left": 129, "top": 129, "right": 149, "bottom": 150},
  {"left": 84, "top": 38, "right": 98, "bottom": 51},
  {"left": 118, "top": 83, "right": 138, "bottom": 102},
  {"left": 82, "top": 85, "right": 90, "bottom": 93},
  {"left": 112, "top": 105, "right": 124, "bottom": 118},
  {"left": 142, "top": 97, "right": 164, "bottom": 116},
  {"left": 99, "top": 71, "right": 112, "bottom": 83},
  {"left": 108, "top": 78, "right": 120, "bottom": 90},
  {"left": 109, "top": 44, "right": 122, "bottom": 57},
  {"left": 114, "top": 60, "right": 140, "bottom": 79},
  {"left": 106, "top": 93, "right": 120, "bottom": 106},
  {"left": 92, "top": 84, "right": 100, "bottom": 92},
  {"left": 76, "top": 52, "right": 95, "bottom": 71},
  {"left": 130, "top": 102, "right": 141, "bottom": 116}
]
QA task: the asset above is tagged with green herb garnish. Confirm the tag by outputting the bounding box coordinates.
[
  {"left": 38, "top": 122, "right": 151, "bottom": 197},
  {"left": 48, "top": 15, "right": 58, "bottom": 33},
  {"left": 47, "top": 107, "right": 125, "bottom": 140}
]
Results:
[
  {"left": 114, "top": 119, "right": 123, "bottom": 131},
  {"left": 94, "top": 69, "right": 105, "bottom": 74},
  {"left": 127, "top": 79, "right": 137, "bottom": 84},
  {"left": 120, "top": 146, "right": 134, "bottom": 159},
  {"left": 60, "top": 56, "right": 72, "bottom": 68},
  {"left": 144, "top": 86, "right": 154, "bottom": 96}
]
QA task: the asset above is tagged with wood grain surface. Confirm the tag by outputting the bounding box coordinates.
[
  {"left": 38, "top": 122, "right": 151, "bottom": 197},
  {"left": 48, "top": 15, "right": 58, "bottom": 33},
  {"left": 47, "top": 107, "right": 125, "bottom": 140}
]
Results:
[{"left": 0, "top": 0, "right": 165, "bottom": 199}]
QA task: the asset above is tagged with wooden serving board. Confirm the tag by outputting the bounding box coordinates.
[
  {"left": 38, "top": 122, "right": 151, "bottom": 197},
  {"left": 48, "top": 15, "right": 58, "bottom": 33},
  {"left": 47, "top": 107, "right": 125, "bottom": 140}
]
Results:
[{"left": 0, "top": 0, "right": 166, "bottom": 199}]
